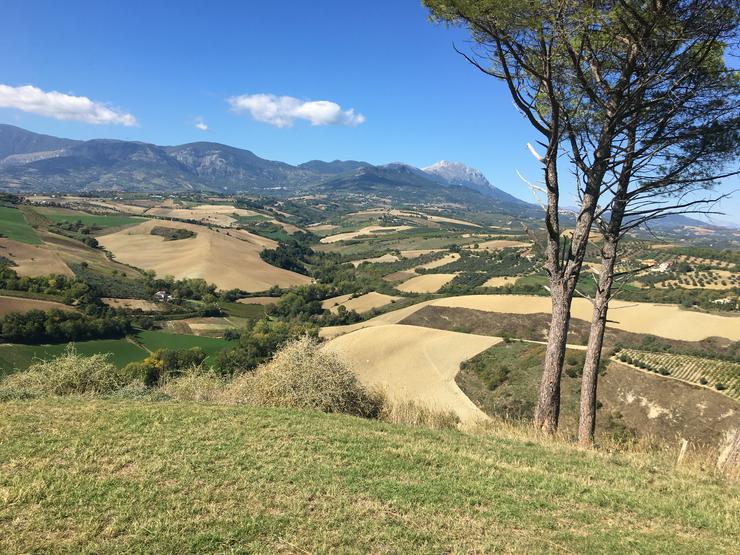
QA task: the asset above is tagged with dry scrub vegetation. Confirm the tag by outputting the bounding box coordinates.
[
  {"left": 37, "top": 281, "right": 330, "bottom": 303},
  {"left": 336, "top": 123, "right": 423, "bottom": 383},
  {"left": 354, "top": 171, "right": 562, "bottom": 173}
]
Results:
[{"left": 0, "top": 338, "right": 460, "bottom": 431}]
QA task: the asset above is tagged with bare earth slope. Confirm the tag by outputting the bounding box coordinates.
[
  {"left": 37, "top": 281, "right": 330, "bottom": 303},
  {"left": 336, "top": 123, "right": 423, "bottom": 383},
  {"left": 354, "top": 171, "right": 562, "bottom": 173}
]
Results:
[
  {"left": 98, "top": 219, "right": 311, "bottom": 291},
  {"left": 323, "top": 324, "right": 500, "bottom": 424}
]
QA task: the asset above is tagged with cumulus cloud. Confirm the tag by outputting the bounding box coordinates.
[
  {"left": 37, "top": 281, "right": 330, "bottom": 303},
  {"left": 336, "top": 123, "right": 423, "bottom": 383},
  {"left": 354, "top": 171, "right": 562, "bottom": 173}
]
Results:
[
  {"left": 194, "top": 117, "right": 208, "bottom": 131},
  {"left": 0, "top": 84, "right": 137, "bottom": 126},
  {"left": 227, "top": 93, "right": 365, "bottom": 128}
]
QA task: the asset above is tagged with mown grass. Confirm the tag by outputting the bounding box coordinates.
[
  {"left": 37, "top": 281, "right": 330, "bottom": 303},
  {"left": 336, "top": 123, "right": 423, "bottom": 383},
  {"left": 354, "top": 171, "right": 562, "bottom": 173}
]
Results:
[
  {"left": 0, "top": 340, "right": 147, "bottom": 377},
  {"left": 0, "top": 206, "right": 41, "bottom": 244},
  {"left": 0, "top": 398, "right": 737, "bottom": 553}
]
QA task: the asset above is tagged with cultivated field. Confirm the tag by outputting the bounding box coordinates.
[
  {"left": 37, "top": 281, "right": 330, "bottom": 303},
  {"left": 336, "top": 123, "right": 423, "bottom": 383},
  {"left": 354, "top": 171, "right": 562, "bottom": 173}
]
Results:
[
  {"left": 617, "top": 348, "right": 740, "bottom": 400},
  {"left": 0, "top": 238, "right": 73, "bottom": 277},
  {"left": 322, "top": 294, "right": 740, "bottom": 342},
  {"left": 319, "top": 225, "right": 414, "bottom": 244},
  {"left": 0, "top": 206, "right": 41, "bottom": 244},
  {"left": 0, "top": 295, "right": 73, "bottom": 317},
  {"left": 322, "top": 292, "right": 400, "bottom": 314},
  {"left": 144, "top": 204, "right": 261, "bottom": 227},
  {"left": 101, "top": 298, "right": 162, "bottom": 312},
  {"left": 324, "top": 324, "right": 499, "bottom": 424},
  {"left": 396, "top": 273, "right": 457, "bottom": 293},
  {"left": 97, "top": 219, "right": 311, "bottom": 291}
]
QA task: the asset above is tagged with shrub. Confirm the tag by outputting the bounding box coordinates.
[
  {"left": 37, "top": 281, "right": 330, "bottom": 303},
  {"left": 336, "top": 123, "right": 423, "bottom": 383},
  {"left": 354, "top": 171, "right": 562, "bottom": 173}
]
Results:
[
  {"left": 715, "top": 383, "right": 727, "bottom": 391},
  {"left": 161, "top": 368, "right": 225, "bottom": 402},
  {"left": 699, "top": 377, "right": 708, "bottom": 385},
  {"left": 0, "top": 345, "right": 128, "bottom": 397},
  {"left": 223, "top": 336, "right": 381, "bottom": 417}
]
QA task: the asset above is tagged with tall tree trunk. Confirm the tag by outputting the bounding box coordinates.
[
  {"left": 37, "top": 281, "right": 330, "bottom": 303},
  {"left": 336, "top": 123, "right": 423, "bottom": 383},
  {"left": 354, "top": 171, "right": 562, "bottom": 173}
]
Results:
[
  {"left": 577, "top": 239, "right": 617, "bottom": 447},
  {"left": 535, "top": 280, "right": 575, "bottom": 433}
]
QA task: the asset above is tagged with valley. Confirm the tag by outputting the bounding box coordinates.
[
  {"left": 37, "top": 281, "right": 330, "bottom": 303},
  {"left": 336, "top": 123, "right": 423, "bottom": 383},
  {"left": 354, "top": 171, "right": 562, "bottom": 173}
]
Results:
[{"left": 1, "top": 185, "right": 738, "bottom": 451}]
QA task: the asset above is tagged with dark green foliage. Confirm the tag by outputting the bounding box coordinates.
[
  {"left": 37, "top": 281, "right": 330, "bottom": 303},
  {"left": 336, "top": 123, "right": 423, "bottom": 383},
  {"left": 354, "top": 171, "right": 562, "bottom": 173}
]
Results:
[
  {"left": 0, "top": 309, "right": 132, "bottom": 344},
  {"left": 214, "top": 319, "right": 317, "bottom": 376},
  {"left": 150, "top": 226, "right": 196, "bottom": 241},
  {"left": 260, "top": 239, "right": 313, "bottom": 274}
]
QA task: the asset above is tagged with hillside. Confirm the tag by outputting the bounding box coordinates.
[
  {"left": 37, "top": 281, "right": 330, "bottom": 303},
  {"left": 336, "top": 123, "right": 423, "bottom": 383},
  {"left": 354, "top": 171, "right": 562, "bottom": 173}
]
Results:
[
  {"left": 0, "top": 124, "right": 537, "bottom": 215},
  {"left": 1, "top": 398, "right": 738, "bottom": 553}
]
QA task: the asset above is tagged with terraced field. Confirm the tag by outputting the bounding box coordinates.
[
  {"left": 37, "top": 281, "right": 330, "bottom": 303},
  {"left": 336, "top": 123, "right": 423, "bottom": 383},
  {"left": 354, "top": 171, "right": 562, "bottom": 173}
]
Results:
[{"left": 617, "top": 348, "right": 740, "bottom": 400}]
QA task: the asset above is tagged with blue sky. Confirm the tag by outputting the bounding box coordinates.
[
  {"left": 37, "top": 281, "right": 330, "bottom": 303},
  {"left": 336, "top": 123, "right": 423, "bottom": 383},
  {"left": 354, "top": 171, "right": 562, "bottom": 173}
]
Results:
[{"left": 1, "top": 0, "right": 737, "bottom": 222}]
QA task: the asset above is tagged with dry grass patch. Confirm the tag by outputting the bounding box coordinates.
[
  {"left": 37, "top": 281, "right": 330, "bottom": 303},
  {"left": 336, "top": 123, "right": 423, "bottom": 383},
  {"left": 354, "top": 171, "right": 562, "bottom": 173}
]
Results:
[
  {"left": 0, "top": 295, "right": 73, "bottom": 317},
  {"left": 0, "top": 238, "right": 73, "bottom": 277},
  {"left": 98, "top": 219, "right": 311, "bottom": 291},
  {"left": 396, "top": 273, "right": 457, "bottom": 293},
  {"left": 323, "top": 324, "right": 500, "bottom": 424},
  {"left": 224, "top": 336, "right": 381, "bottom": 417}
]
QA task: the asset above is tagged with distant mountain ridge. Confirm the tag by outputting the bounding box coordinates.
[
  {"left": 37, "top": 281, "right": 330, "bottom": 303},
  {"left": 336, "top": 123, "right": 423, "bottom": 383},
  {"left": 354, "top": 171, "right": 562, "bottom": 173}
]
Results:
[{"left": 0, "top": 124, "right": 532, "bottom": 213}]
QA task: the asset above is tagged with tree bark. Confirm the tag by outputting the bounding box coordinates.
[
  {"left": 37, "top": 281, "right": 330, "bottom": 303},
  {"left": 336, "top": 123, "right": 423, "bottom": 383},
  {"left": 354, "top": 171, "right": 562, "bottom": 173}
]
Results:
[
  {"left": 577, "top": 239, "right": 617, "bottom": 447},
  {"left": 535, "top": 281, "right": 575, "bottom": 433}
]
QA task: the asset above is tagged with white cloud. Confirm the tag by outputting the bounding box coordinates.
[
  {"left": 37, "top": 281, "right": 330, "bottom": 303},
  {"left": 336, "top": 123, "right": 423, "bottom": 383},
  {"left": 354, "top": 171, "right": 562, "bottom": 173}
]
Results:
[
  {"left": 0, "top": 84, "right": 137, "bottom": 126},
  {"left": 194, "top": 117, "right": 208, "bottom": 131},
  {"left": 227, "top": 93, "right": 365, "bottom": 128}
]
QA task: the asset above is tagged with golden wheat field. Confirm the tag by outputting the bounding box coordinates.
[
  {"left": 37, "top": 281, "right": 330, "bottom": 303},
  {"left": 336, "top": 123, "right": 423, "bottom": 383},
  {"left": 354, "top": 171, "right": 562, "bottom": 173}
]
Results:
[
  {"left": 323, "top": 324, "right": 499, "bottom": 424},
  {"left": 97, "top": 219, "right": 311, "bottom": 291},
  {"left": 322, "top": 294, "right": 740, "bottom": 342}
]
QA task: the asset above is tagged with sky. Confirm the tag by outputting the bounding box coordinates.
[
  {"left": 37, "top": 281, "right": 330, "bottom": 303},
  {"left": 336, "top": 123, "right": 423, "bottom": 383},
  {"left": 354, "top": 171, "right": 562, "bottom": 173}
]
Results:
[{"left": 1, "top": 0, "right": 738, "bottom": 223}]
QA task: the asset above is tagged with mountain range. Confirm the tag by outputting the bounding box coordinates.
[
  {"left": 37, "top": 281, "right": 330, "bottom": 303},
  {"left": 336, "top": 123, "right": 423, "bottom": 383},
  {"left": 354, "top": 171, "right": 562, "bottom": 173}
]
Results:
[{"left": 0, "top": 124, "right": 533, "bottom": 213}]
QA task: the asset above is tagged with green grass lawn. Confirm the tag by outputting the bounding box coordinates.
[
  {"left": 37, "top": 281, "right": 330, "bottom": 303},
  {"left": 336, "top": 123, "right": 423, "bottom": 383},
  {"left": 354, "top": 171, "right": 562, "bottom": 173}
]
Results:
[
  {"left": 0, "top": 339, "right": 147, "bottom": 377},
  {"left": 0, "top": 398, "right": 737, "bottom": 553},
  {"left": 136, "top": 330, "right": 230, "bottom": 362},
  {"left": 0, "top": 206, "right": 41, "bottom": 244}
]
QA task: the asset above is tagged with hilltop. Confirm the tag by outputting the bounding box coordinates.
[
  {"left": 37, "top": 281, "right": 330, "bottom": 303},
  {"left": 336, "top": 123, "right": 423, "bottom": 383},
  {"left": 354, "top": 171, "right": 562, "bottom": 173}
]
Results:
[{"left": 1, "top": 397, "right": 738, "bottom": 553}]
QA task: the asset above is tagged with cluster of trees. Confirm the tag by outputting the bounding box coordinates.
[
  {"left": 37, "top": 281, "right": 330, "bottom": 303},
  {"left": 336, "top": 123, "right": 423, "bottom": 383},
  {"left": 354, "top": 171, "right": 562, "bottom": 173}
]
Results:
[
  {"left": 51, "top": 220, "right": 101, "bottom": 248},
  {"left": 0, "top": 266, "right": 94, "bottom": 305},
  {"left": 426, "top": 0, "right": 739, "bottom": 445},
  {"left": 259, "top": 238, "right": 315, "bottom": 275},
  {"left": 0, "top": 309, "right": 132, "bottom": 344},
  {"left": 123, "top": 347, "right": 206, "bottom": 386},
  {"left": 214, "top": 319, "right": 317, "bottom": 376}
]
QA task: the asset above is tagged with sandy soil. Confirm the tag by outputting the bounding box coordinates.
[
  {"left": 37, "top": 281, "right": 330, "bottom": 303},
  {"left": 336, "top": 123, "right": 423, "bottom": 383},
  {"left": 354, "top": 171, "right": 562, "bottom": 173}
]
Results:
[
  {"left": 322, "top": 292, "right": 401, "bottom": 314},
  {"left": 321, "top": 294, "right": 740, "bottom": 342},
  {"left": 0, "top": 295, "right": 73, "bottom": 317},
  {"left": 396, "top": 273, "right": 457, "bottom": 293},
  {"left": 0, "top": 238, "right": 73, "bottom": 278},
  {"left": 97, "top": 220, "right": 311, "bottom": 292},
  {"left": 323, "top": 324, "right": 499, "bottom": 424},
  {"left": 482, "top": 276, "right": 519, "bottom": 287},
  {"left": 319, "top": 225, "right": 413, "bottom": 244},
  {"left": 102, "top": 298, "right": 162, "bottom": 312},
  {"left": 351, "top": 254, "right": 400, "bottom": 267}
]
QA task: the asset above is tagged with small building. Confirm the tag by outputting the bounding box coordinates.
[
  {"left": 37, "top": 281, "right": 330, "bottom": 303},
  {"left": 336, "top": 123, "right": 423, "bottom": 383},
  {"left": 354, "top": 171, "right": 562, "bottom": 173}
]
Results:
[{"left": 154, "top": 290, "right": 173, "bottom": 302}]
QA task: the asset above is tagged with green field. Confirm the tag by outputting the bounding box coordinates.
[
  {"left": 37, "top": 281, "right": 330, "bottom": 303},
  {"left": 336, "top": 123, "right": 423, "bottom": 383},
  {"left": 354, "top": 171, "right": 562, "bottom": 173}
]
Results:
[
  {"left": 0, "top": 398, "right": 736, "bottom": 553},
  {"left": 137, "top": 330, "right": 230, "bottom": 362},
  {"left": 0, "top": 206, "right": 41, "bottom": 244},
  {"left": 0, "top": 339, "right": 147, "bottom": 377},
  {"left": 35, "top": 207, "right": 145, "bottom": 229}
]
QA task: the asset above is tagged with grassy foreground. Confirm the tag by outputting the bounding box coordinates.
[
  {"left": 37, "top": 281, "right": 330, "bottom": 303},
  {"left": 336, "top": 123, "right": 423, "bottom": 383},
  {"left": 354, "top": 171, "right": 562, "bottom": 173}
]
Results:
[{"left": 1, "top": 398, "right": 738, "bottom": 554}]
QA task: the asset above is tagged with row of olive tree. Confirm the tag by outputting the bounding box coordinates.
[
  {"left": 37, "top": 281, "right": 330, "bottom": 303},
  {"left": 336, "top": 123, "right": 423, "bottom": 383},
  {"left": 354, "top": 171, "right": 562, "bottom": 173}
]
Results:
[{"left": 425, "top": 0, "right": 739, "bottom": 444}]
